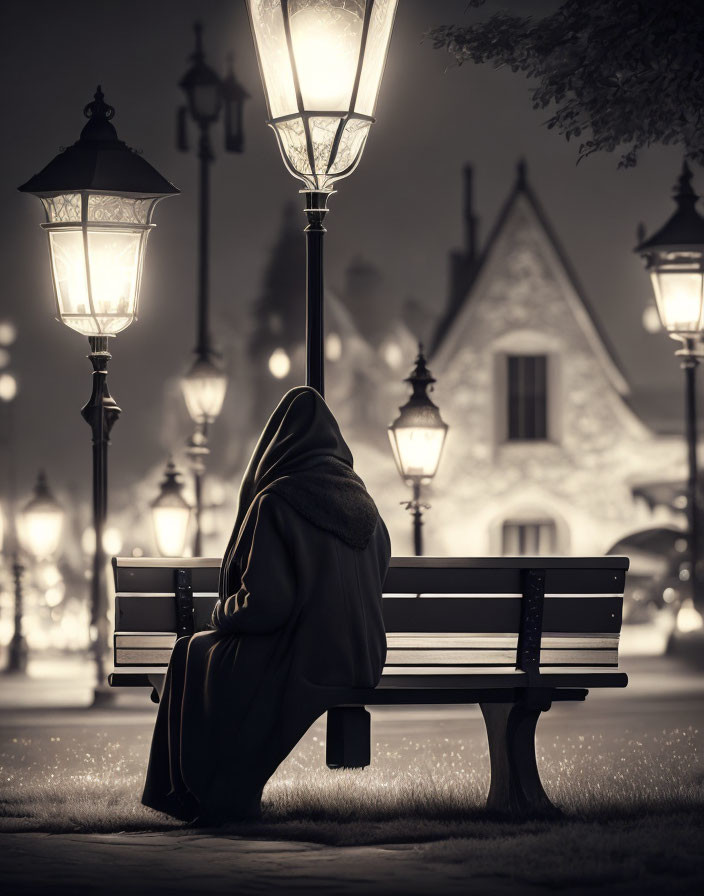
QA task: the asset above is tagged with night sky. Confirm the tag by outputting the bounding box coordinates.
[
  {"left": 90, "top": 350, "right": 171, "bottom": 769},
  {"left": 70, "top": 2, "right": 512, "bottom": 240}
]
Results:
[{"left": 0, "top": 0, "right": 692, "bottom": 511}]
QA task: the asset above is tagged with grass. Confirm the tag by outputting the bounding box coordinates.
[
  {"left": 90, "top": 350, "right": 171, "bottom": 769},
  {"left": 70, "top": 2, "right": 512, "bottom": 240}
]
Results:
[
  {"left": 1, "top": 724, "right": 703, "bottom": 893},
  {"left": 0, "top": 725, "right": 702, "bottom": 840}
]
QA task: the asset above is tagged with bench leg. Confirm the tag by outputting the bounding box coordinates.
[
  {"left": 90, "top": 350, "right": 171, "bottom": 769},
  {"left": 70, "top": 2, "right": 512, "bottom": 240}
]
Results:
[
  {"left": 479, "top": 700, "right": 560, "bottom": 817},
  {"left": 326, "top": 707, "right": 371, "bottom": 769}
]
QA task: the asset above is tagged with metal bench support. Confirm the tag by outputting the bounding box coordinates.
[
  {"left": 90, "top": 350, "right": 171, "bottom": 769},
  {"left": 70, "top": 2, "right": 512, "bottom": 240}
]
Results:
[
  {"left": 480, "top": 693, "right": 559, "bottom": 816},
  {"left": 326, "top": 706, "right": 371, "bottom": 769}
]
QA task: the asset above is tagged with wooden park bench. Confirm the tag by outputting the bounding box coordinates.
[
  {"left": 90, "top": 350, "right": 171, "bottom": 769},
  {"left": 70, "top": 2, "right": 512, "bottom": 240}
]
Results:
[{"left": 109, "top": 555, "right": 629, "bottom": 815}]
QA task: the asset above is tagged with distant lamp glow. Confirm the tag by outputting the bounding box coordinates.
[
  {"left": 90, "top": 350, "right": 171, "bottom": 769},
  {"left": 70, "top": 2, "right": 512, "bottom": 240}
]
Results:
[
  {"left": 19, "top": 471, "right": 65, "bottom": 559},
  {"left": 19, "top": 87, "right": 178, "bottom": 337},
  {"left": 325, "top": 332, "right": 342, "bottom": 361},
  {"left": 81, "top": 525, "right": 123, "bottom": 556},
  {"left": 0, "top": 321, "right": 17, "bottom": 346},
  {"left": 151, "top": 460, "right": 191, "bottom": 557},
  {"left": 389, "top": 347, "right": 448, "bottom": 482},
  {"left": 181, "top": 355, "right": 228, "bottom": 424},
  {"left": 0, "top": 372, "right": 17, "bottom": 402},
  {"left": 269, "top": 347, "right": 291, "bottom": 379},
  {"left": 676, "top": 598, "right": 703, "bottom": 633},
  {"left": 246, "top": 0, "right": 398, "bottom": 192},
  {"left": 636, "top": 163, "right": 704, "bottom": 348},
  {"left": 642, "top": 304, "right": 662, "bottom": 334},
  {"left": 382, "top": 339, "right": 403, "bottom": 370}
]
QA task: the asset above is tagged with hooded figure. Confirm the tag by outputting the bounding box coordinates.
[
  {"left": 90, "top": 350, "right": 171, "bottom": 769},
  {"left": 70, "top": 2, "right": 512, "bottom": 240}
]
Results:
[{"left": 142, "top": 387, "right": 391, "bottom": 823}]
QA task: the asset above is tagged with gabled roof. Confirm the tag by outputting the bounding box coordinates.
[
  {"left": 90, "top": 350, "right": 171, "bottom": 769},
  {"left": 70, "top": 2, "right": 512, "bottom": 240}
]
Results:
[{"left": 430, "top": 161, "right": 629, "bottom": 396}]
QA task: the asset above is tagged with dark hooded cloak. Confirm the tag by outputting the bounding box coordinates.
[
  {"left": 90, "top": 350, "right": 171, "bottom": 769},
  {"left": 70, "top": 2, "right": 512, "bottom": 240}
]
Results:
[{"left": 142, "top": 387, "right": 391, "bottom": 822}]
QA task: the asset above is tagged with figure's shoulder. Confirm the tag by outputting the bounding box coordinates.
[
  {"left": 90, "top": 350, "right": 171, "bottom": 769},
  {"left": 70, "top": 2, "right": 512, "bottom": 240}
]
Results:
[{"left": 251, "top": 490, "right": 291, "bottom": 526}]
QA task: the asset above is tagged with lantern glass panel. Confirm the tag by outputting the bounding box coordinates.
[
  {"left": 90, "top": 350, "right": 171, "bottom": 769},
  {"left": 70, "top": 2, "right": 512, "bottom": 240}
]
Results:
[
  {"left": 152, "top": 503, "right": 191, "bottom": 557},
  {"left": 389, "top": 426, "right": 446, "bottom": 481},
  {"left": 48, "top": 228, "right": 144, "bottom": 336},
  {"left": 650, "top": 252, "right": 704, "bottom": 335},
  {"left": 42, "top": 193, "right": 81, "bottom": 222},
  {"left": 288, "top": 1, "right": 363, "bottom": 110},
  {"left": 20, "top": 504, "right": 64, "bottom": 559},
  {"left": 248, "top": 1, "right": 298, "bottom": 118},
  {"left": 181, "top": 359, "right": 228, "bottom": 423},
  {"left": 355, "top": 0, "right": 397, "bottom": 115}
]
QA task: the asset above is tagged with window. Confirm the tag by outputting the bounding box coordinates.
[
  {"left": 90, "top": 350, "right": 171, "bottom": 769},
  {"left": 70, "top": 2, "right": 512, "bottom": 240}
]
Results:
[
  {"left": 507, "top": 355, "right": 548, "bottom": 440},
  {"left": 502, "top": 519, "right": 557, "bottom": 555}
]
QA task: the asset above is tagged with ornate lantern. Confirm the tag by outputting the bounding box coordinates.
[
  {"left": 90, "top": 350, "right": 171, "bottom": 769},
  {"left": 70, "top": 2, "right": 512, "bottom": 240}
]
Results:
[
  {"left": 19, "top": 471, "right": 65, "bottom": 560},
  {"left": 389, "top": 346, "right": 448, "bottom": 483},
  {"left": 19, "top": 86, "right": 178, "bottom": 337},
  {"left": 246, "top": 0, "right": 398, "bottom": 192},
  {"left": 636, "top": 163, "right": 704, "bottom": 349},
  {"left": 181, "top": 356, "right": 228, "bottom": 425}
]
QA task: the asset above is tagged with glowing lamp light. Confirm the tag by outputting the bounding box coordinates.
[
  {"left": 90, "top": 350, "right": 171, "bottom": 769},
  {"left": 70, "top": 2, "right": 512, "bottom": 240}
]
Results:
[
  {"left": 0, "top": 321, "right": 17, "bottom": 346},
  {"left": 19, "top": 471, "right": 65, "bottom": 559},
  {"left": 151, "top": 459, "right": 191, "bottom": 557},
  {"left": 246, "top": 0, "right": 398, "bottom": 191},
  {"left": 18, "top": 86, "right": 178, "bottom": 338},
  {"left": 0, "top": 372, "right": 17, "bottom": 402},
  {"left": 269, "top": 347, "right": 291, "bottom": 379},
  {"left": 325, "top": 332, "right": 342, "bottom": 361},
  {"left": 181, "top": 355, "right": 228, "bottom": 424},
  {"left": 676, "top": 598, "right": 703, "bottom": 633},
  {"left": 388, "top": 346, "right": 448, "bottom": 482},
  {"left": 636, "top": 163, "right": 704, "bottom": 346}
]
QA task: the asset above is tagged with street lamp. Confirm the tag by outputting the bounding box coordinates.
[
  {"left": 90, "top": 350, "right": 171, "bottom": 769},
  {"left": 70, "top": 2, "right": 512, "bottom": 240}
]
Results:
[
  {"left": 19, "top": 86, "right": 178, "bottom": 700},
  {"left": 388, "top": 345, "right": 448, "bottom": 556},
  {"left": 177, "top": 22, "right": 248, "bottom": 555},
  {"left": 6, "top": 471, "right": 65, "bottom": 674},
  {"left": 636, "top": 162, "right": 704, "bottom": 611},
  {"left": 245, "top": 0, "right": 398, "bottom": 396},
  {"left": 151, "top": 459, "right": 191, "bottom": 558}
]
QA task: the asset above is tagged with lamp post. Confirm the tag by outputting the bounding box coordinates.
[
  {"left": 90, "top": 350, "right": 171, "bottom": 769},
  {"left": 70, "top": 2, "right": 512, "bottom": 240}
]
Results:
[
  {"left": 151, "top": 459, "right": 191, "bottom": 558},
  {"left": 636, "top": 162, "right": 704, "bottom": 611},
  {"left": 245, "top": 0, "right": 398, "bottom": 396},
  {"left": 388, "top": 346, "right": 448, "bottom": 556},
  {"left": 7, "top": 471, "right": 65, "bottom": 674},
  {"left": 19, "top": 87, "right": 178, "bottom": 701},
  {"left": 178, "top": 22, "right": 248, "bottom": 555}
]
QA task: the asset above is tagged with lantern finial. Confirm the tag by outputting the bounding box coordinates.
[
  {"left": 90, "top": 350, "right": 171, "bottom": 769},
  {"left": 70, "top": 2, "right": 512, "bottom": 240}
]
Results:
[
  {"left": 193, "top": 21, "right": 205, "bottom": 61},
  {"left": 80, "top": 87, "right": 118, "bottom": 142}
]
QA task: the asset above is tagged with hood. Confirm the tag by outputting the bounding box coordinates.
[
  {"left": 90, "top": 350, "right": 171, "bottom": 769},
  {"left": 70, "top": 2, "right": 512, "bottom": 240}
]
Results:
[{"left": 220, "top": 388, "right": 380, "bottom": 595}]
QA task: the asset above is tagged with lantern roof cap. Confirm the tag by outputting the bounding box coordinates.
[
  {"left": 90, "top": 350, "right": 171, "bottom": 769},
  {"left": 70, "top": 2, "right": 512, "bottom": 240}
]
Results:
[
  {"left": 23, "top": 470, "right": 62, "bottom": 513},
  {"left": 636, "top": 162, "right": 704, "bottom": 254},
  {"left": 151, "top": 459, "right": 188, "bottom": 507},
  {"left": 18, "top": 86, "right": 179, "bottom": 198},
  {"left": 391, "top": 344, "right": 447, "bottom": 427}
]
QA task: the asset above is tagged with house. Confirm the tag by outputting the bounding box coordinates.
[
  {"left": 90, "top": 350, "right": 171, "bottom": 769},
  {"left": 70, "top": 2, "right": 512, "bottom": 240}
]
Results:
[{"left": 420, "top": 161, "right": 686, "bottom": 558}]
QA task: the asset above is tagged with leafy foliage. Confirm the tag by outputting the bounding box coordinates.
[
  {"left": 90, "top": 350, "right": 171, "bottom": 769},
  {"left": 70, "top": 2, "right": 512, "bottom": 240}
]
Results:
[{"left": 430, "top": 0, "right": 704, "bottom": 167}]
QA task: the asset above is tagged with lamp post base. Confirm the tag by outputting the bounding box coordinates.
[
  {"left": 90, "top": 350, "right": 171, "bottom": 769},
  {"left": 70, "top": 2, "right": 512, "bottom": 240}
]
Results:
[{"left": 5, "top": 634, "right": 28, "bottom": 675}]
